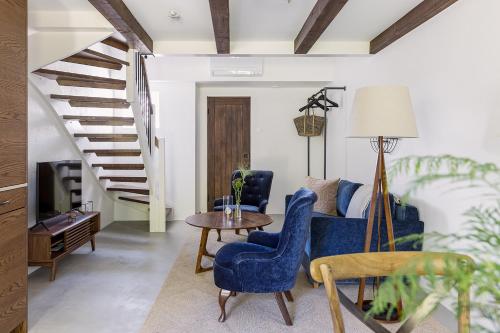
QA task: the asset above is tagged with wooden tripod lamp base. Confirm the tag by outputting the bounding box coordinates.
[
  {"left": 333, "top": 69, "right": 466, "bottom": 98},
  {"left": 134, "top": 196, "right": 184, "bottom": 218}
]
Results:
[{"left": 356, "top": 136, "right": 399, "bottom": 319}]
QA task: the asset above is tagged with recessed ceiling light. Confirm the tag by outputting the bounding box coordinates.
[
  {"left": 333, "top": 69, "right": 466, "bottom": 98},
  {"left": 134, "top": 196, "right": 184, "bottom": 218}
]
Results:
[{"left": 168, "top": 10, "right": 180, "bottom": 19}]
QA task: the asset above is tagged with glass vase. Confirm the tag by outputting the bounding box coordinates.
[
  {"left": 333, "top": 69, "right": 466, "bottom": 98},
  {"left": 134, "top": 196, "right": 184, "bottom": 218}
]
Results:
[{"left": 234, "top": 204, "right": 242, "bottom": 219}]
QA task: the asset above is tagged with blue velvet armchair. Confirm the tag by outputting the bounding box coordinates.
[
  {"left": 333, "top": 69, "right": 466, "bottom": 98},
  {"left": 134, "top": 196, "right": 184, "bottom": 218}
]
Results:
[
  {"left": 286, "top": 179, "right": 425, "bottom": 286},
  {"left": 213, "top": 188, "right": 317, "bottom": 326},
  {"left": 213, "top": 170, "right": 274, "bottom": 214},
  {"left": 214, "top": 170, "right": 273, "bottom": 240}
]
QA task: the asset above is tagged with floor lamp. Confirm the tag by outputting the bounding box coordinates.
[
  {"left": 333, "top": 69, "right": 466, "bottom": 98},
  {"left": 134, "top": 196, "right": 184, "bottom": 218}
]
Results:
[{"left": 348, "top": 86, "right": 418, "bottom": 318}]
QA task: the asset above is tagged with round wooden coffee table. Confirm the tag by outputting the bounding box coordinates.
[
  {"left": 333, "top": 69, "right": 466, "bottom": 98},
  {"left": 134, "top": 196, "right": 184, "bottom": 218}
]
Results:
[{"left": 185, "top": 211, "right": 273, "bottom": 274}]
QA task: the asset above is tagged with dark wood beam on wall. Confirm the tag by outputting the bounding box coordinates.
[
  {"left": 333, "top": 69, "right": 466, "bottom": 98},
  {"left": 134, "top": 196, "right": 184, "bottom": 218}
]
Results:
[
  {"left": 370, "top": 0, "right": 458, "bottom": 54},
  {"left": 88, "top": 0, "right": 153, "bottom": 53},
  {"left": 208, "top": 0, "right": 230, "bottom": 54},
  {"left": 294, "top": 0, "right": 348, "bottom": 54}
]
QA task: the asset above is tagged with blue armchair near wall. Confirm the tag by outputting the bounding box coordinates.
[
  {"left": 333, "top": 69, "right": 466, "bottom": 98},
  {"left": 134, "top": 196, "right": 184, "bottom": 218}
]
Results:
[
  {"left": 286, "top": 179, "right": 424, "bottom": 286},
  {"left": 214, "top": 170, "right": 273, "bottom": 240},
  {"left": 213, "top": 188, "right": 317, "bottom": 326}
]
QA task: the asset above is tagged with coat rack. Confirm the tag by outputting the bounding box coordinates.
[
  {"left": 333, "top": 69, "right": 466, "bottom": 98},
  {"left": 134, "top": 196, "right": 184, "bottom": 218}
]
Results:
[{"left": 298, "top": 86, "right": 346, "bottom": 179}]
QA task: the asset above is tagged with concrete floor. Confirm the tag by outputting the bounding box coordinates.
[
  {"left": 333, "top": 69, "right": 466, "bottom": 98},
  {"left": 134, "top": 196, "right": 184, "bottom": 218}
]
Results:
[
  {"left": 28, "top": 220, "right": 191, "bottom": 333},
  {"left": 28, "top": 216, "right": 285, "bottom": 333}
]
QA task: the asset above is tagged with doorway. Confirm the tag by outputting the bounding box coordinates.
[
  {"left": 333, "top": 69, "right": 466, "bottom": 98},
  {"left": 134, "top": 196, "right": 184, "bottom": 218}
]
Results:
[{"left": 207, "top": 97, "right": 251, "bottom": 211}]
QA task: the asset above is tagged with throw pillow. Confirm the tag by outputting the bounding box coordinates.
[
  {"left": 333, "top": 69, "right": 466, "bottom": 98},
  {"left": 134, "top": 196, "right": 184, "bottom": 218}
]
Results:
[
  {"left": 346, "top": 185, "right": 372, "bottom": 218},
  {"left": 305, "top": 176, "right": 339, "bottom": 216}
]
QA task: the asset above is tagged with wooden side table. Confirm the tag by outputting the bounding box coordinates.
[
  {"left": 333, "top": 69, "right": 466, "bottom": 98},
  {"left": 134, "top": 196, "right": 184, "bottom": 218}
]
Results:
[{"left": 185, "top": 212, "right": 273, "bottom": 274}]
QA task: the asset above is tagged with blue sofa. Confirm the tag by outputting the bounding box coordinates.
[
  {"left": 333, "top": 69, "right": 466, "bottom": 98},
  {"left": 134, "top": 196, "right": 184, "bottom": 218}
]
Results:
[{"left": 286, "top": 179, "right": 424, "bottom": 285}]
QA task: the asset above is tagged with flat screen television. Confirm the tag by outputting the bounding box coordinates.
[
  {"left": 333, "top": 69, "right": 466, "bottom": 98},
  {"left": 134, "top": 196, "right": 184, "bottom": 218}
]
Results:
[{"left": 36, "top": 160, "right": 82, "bottom": 222}]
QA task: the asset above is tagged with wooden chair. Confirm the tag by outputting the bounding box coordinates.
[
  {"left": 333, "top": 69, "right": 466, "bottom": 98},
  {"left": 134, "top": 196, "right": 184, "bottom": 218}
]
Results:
[{"left": 310, "top": 252, "right": 474, "bottom": 333}]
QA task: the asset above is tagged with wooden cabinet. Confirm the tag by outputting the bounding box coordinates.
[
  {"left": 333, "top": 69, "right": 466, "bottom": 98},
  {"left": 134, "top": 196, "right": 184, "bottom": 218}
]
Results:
[
  {"left": 28, "top": 212, "right": 101, "bottom": 281},
  {"left": 0, "top": 0, "right": 28, "bottom": 332},
  {"left": 0, "top": 208, "right": 27, "bottom": 333},
  {"left": 0, "top": 0, "right": 27, "bottom": 189}
]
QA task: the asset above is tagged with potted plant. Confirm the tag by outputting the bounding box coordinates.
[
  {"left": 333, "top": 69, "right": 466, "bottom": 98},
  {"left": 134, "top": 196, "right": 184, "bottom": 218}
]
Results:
[
  {"left": 232, "top": 168, "right": 252, "bottom": 219},
  {"left": 370, "top": 155, "right": 499, "bottom": 332}
]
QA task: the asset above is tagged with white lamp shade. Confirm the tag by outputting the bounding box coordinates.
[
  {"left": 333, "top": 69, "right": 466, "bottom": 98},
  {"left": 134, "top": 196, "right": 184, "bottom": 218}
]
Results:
[{"left": 349, "top": 86, "right": 418, "bottom": 138}]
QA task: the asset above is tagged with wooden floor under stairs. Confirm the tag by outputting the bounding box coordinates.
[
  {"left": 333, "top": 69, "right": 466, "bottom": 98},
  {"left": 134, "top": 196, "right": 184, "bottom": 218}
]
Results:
[
  {"left": 33, "top": 69, "right": 126, "bottom": 90},
  {"left": 51, "top": 94, "right": 130, "bottom": 109}
]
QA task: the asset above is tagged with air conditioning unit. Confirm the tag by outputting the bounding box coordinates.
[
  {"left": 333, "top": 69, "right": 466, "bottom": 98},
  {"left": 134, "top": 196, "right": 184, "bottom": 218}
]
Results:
[{"left": 210, "top": 57, "right": 263, "bottom": 77}]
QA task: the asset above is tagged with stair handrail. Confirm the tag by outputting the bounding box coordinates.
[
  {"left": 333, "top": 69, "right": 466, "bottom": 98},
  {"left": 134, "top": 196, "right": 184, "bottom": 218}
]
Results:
[{"left": 126, "top": 49, "right": 154, "bottom": 187}]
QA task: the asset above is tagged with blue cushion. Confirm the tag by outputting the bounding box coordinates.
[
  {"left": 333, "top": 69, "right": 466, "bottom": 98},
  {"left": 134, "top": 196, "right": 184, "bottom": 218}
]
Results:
[
  {"left": 336, "top": 180, "right": 362, "bottom": 216},
  {"left": 214, "top": 242, "right": 274, "bottom": 269},
  {"left": 213, "top": 204, "right": 259, "bottom": 213}
]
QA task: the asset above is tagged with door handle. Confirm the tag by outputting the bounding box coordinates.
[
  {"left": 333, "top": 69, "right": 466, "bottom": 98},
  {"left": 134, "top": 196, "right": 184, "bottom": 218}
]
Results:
[
  {"left": 0, "top": 200, "right": 10, "bottom": 206},
  {"left": 242, "top": 153, "right": 249, "bottom": 159}
]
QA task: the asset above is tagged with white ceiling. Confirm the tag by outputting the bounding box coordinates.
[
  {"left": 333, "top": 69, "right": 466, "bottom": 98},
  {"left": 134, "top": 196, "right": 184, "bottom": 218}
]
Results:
[
  {"left": 122, "top": 0, "right": 422, "bottom": 42},
  {"left": 28, "top": 0, "right": 424, "bottom": 54}
]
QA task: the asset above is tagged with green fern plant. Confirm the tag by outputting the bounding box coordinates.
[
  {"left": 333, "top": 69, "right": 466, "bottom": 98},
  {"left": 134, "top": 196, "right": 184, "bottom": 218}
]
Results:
[{"left": 370, "top": 155, "right": 499, "bottom": 333}]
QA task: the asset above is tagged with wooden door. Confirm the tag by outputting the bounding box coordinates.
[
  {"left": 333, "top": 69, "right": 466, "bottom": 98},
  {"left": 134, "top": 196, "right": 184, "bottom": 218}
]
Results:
[
  {"left": 0, "top": 0, "right": 27, "bottom": 188},
  {"left": 207, "top": 97, "right": 250, "bottom": 210}
]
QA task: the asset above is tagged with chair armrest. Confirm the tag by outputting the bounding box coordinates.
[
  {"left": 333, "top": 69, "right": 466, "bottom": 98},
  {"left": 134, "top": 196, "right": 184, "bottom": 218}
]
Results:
[
  {"left": 247, "top": 231, "right": 280, "bottom": 249},
  {"left": 285, "top": 195, "right": 293, "bottom": 212},
  {"left": 258, "top": 200, "right": 269, "bottom": 214},
  {"left": 395, "top": 203, "right": 420, "bottom": 223},
  {"left": 213, "top": 198, "right": 223, "bottom": 207}
]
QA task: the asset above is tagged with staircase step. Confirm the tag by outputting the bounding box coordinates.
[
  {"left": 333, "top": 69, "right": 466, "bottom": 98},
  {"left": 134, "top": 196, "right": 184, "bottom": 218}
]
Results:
[
  {"left": 63, "top": 115, "right": 134, "bottom": 126},
  {"left": 100, "top": 176, "right": 147, "bottom": 183},
  {"left": 101, "top": 37, "right": 129, "bottom": 52},
  {"left": 80, "top": 49, "right": 129, "bottom": 66},
  {"left": 118, "top": 196, "right": 149, "bottom": 205},
  {"left": 74, "top": 133, "right": 138, "bottom": 142},
  {"left": 62, "top": 54, "right": 123, "bottom": 70},
  {"left": 33, "top": 69, "right": 126, "bottom": 90},
  {"left": 92, "top": 163, "right": 144, "bottom": 170},
  {"left": 107, "top": 187, "right": 149, "bottom": 195},
  {"left": 83, "top": 149, "right": 141, "bottom": 157},
  {"left": 51, "top": 94, "right": 130, "bottom": 109}
]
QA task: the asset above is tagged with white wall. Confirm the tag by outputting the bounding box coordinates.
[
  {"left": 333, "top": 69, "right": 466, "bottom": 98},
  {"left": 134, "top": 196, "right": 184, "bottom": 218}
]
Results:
[
  {"left": 146, "top": 0, "right": 499, "bottom": 234},
  {"left": 28, "top": 83, "right": 115, "bottom": 227},
  {"left": 150, "top": 81, "right": 196, "bottom": 220},
  {"left": 327, "top": 0, "right": 500, "bottom": 236},
  {"left": 196, "top": 84, "right": 345, "bottom": 214}
]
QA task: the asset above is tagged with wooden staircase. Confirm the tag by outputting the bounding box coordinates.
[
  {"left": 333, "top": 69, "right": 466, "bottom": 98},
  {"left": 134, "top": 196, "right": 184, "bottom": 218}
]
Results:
[{"left": 32, "top": 37, "right": 151, "bottom": 206}]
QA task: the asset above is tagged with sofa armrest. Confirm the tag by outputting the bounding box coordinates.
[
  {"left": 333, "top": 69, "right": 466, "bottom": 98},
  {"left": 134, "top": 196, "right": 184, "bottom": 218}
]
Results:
[
  {"left": 285, "top": 195, "right": 293, "bottom": 212},
  {"left": 258, "top": 200, "right": 269, "bottom": 214},
  {"left": 247, "top": 231, "right": 280, "bottom": 249},
  {"left": 309, "top": 216, "right": 425, "bottom": 260},
  {"left": 395, "top": 203, "right": 420, "bottom": 223}
]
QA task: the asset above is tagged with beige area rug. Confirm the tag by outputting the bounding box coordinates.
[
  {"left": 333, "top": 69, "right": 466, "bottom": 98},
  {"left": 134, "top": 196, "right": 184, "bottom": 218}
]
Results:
[{"left": 141, "top": 230, "right": 451, "bottom": 333}]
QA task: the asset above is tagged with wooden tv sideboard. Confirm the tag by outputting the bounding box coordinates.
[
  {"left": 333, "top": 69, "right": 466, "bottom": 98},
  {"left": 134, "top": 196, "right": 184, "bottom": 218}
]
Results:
[{"left": 28, "top": 212, "right": 101, "bottom": 281}]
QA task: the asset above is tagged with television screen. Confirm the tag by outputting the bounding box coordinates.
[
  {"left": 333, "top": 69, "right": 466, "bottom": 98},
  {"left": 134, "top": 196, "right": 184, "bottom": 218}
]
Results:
[{"left": 36, "top": 160, "right": 82, "bottom": 221}]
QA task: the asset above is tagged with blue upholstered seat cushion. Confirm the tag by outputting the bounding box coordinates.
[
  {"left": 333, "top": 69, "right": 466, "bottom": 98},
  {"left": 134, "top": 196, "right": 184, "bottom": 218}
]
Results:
[
  {"left": 213, "top": 204, "right": 260, "bottom": 213},
  {"left": 215, "top": 242, "right": 275, "bottom": 269},
  {"left": 336, "top": 180, "right": 362, "bottom": 216}
]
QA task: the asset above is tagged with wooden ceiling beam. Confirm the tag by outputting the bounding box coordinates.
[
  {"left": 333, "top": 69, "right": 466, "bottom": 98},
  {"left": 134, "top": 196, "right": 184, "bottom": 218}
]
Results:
[
  {"left": 370, "top": 0, "right": 458, "bottom": 54},
  {"left": 88, "top": 0, "right": 153, "bottom": 53},
  {"left": 294, "top": 0, "right": 348, "bottom": 54},
  {"left": 208, "top": 0, "right": 230, "bottom": 54}
]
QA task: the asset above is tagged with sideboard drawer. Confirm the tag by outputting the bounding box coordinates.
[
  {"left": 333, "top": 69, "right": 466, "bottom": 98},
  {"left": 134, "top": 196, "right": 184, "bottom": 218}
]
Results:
[
  {"left": 0, "top": 208, "right": 27, "bottom": 333},
  {"left": 0, "top": 187, "right": 26, "bottom": 215}
]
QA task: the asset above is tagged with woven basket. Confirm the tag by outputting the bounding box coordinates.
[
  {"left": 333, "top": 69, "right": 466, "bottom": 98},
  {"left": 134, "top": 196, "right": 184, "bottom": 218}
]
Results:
[{"left": 294, "top": 113, "right": 325, "bottom": 137}]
